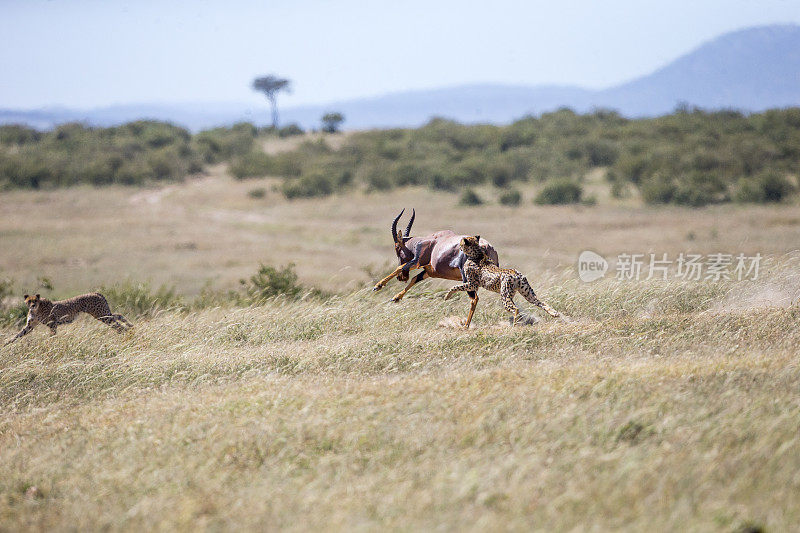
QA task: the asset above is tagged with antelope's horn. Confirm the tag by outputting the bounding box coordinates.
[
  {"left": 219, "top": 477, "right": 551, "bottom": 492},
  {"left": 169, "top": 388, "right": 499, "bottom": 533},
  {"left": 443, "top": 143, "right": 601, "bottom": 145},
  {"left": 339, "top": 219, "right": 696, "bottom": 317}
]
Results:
[
  {"left": 404, "top": 208, "right": 415, "bottom": 238},
  {"left": 391, "top": 209, "right": 405, "bottom": 243}
]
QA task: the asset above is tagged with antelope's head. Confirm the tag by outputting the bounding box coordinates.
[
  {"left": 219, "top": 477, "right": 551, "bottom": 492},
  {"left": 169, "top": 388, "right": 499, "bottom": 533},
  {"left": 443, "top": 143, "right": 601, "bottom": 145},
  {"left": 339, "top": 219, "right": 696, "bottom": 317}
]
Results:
[{"left": 391, "top": 208, "right": 416, "bottom": 279}]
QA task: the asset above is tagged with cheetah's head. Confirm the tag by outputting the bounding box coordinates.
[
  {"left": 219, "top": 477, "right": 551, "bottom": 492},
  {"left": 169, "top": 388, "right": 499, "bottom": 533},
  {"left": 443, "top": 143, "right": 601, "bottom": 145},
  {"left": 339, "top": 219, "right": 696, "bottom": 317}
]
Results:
[
  {"left": 460, "top": 235, "right": 484, "bottom": 261},
  {"left": 24, "top": 294, "right": 42, "bottom": 313}
]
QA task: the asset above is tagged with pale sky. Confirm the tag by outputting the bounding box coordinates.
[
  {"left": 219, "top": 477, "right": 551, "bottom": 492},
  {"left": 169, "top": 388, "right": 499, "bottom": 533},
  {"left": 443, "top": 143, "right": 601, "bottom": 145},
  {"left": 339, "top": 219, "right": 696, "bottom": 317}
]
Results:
[{"left": 2, "top": 0, "right": 799, "bottom": 109}]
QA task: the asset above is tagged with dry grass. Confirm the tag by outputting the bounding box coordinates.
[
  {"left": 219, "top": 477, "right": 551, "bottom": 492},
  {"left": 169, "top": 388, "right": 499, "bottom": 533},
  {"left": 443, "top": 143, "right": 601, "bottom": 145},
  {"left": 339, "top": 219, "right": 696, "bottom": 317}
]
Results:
[
  {"left": 2, "top": 166, "right": 800, "bottom": 296},
  {"left": 1, "top": 174, "right": 800, "bottom": 530}
]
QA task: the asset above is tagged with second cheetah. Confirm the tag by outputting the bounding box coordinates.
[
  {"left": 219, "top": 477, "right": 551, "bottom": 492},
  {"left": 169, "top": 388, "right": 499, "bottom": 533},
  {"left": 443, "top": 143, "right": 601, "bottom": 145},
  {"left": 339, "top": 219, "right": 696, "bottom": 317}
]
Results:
[
  {"left": 4, "top": 292, "right": 133, "bottom": 346},
  {"left": 444, "top": 235, "right": 561, "bottom": 328}
]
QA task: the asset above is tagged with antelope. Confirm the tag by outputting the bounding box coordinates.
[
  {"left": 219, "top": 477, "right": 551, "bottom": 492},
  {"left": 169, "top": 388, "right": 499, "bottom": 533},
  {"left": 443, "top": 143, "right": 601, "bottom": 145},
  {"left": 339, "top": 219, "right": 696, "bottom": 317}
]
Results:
[{"left": 372, "top": 209, "right": 500, "bottom": 302}]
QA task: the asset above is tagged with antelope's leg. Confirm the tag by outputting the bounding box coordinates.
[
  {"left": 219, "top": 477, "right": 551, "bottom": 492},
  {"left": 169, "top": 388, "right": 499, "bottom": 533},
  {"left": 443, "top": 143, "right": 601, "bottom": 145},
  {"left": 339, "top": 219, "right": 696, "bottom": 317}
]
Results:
[
  {"left": 373, "top": 265, "right": 404, "bottom": 291},
  {"left": 464, "top": 294, "right": 479, "bottom": 328},
  {"left": 392, "top": 268, "right": 430, "bottom": 302},
  {"left": 374, "top": 261, "right": 424, "bottom": 291}
]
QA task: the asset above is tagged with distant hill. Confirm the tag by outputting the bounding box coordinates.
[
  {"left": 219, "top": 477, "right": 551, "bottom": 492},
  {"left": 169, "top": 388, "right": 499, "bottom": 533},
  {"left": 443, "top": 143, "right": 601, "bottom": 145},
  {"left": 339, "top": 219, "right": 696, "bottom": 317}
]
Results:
[
  {"left": 2, "top": 24, "right": 799, "bottom": 131},
  {"left": 594, "top": 24, "right": 800, "bottom": 115}
]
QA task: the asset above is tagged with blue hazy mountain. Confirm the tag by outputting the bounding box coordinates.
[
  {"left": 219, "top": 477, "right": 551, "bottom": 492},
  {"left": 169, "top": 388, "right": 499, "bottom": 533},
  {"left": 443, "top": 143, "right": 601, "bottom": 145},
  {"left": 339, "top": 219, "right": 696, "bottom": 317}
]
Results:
[
  {"left": 2, "top": 24, "right": 799, "bottom": 131},
  {"left": 594, "top": 24, "right": 800, "bottom": 116}
]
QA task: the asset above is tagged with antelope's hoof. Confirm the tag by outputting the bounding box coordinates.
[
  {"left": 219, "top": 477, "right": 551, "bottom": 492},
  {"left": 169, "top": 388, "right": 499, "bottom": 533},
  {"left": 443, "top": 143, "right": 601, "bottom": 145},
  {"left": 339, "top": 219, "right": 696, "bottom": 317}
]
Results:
[
  {"left": 391, "top": 294, "right": 403, "bottom": 303},
  {"left": 372, "top": 284, "right": 383, "bottom": 292}
]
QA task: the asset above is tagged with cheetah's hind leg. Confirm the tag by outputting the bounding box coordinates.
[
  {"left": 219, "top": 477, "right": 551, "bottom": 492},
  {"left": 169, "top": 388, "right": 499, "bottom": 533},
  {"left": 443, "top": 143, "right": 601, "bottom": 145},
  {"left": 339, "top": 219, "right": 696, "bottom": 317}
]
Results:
[
  {"left": 519, "top": 277, "right": 561, "bottom": 318},
  {"left": 98, "top": 315, "right": 131, "bottom": 333}
]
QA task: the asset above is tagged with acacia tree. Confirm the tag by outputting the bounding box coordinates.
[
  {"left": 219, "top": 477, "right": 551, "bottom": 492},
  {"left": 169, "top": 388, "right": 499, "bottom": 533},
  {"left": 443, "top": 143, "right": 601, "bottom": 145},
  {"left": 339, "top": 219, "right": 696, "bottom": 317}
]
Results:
[
  {"left": 252, "top": 75, "right": 291, "bottom": 129},
  {"left": 321, "top": 112, "right": 344, "bottom": 133}
]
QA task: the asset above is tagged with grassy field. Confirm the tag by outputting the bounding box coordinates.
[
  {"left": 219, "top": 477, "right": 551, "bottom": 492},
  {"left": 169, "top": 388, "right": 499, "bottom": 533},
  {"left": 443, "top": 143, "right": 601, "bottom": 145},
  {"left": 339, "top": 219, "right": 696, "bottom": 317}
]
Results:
[
  {"left": 1, "top": 163, "right": 800, "bottom": 530},
  {"left": 1, "top": 160, "right": 799, "bottom": 296}
]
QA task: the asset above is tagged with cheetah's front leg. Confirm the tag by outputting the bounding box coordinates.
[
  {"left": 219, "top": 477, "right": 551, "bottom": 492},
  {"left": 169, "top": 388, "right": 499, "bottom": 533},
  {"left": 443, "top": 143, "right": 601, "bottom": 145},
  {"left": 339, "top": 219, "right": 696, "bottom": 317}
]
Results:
[
  {"left": 446, "top": 261, "right": 481, "bottom": 301},
  {"left": 444, "top": 280, "right": 477, "bottom": 300},
  {"left": 5, "top": 313, "right": 39, "bottom": 345}
]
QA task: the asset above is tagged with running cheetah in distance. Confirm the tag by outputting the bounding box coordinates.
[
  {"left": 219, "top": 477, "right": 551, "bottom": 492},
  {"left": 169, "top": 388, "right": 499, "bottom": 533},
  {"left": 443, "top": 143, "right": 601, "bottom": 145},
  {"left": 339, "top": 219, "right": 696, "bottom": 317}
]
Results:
[
  {"left": 4, "top": 292, "right": 133, "bottom": 346},
  {"left": 445, "top": 235, "right": 561, "bottom": 328}
]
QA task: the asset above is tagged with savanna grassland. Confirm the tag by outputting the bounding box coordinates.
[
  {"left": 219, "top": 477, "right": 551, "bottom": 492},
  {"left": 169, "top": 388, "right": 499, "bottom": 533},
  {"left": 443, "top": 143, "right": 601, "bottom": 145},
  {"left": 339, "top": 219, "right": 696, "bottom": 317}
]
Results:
[{"left": 2, "top": 132, "right": 800, "bottom": 531}]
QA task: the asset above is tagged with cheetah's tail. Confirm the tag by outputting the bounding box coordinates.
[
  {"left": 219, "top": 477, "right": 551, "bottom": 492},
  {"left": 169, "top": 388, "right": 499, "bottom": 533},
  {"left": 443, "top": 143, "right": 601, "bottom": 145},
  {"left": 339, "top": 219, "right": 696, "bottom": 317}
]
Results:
[
  {"left": 114, "top": 314, "right": 134, "bottom": 328},
  {"left": 536, "top": 300, "right": 561, "bottom": 318}
]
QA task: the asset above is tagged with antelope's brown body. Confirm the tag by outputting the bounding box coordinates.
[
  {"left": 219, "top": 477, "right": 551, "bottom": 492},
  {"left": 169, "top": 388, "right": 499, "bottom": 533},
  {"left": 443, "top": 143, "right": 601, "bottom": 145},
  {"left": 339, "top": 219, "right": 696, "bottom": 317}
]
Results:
[{"left": 372, "top": 209, "right": 499, "bottom": 302}]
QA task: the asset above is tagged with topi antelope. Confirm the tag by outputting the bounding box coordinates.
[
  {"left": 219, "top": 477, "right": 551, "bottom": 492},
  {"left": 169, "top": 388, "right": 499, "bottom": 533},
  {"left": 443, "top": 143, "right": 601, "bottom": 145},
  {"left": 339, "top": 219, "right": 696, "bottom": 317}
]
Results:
[{"left": 372, "top": 209, "right": 500, "bottom": 302}]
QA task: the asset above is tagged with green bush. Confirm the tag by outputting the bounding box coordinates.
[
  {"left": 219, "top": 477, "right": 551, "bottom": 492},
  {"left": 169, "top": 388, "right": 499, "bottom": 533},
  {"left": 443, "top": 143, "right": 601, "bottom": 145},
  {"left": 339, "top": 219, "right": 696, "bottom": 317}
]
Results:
[
  {"left": 240, "top": 263, "right": 304, "bottom": 302},
  {"left": 194, "top": 123, "right": 256, "bottom": 163},
  {"left": 148, "top": 146, "right": 190, "bottom": 181},
  {"left": 3, "top": 108, "right": 800, "bottom": 203},
  {"left": 0, "top": 154, "right": 54, "bottom": 189},
  {"left": 429, "top": 170, "right": 458, "bottom": 192},
  {"left": 281, "top": 172, "right": 336, "bottom": 199},
  {"left": 759, "top": 171, "right": 795, "bottom": 202},
  {"left": 734, "top": 178, "right": 766, "bottom": 203},
  {"left": 267, "top": 107, "right": 800, "bottom": 205},
  {"left": 535, "top": 179, "right": 583, "bottom": 205},
  {"left": 271, "top": 151, "right": 304, "bottom": 177},
  {"left": 393, "top": 162, "right": 427, "bottom": 186},
  {"left": 359, "top": 162, "right": 394, "bottom": 191},
  {"left": 0, "top": 121, "right": 200, "bottom": 189},
  {"left": 0, "top": 125, "right": 40, "bottom": 145},
  {"left": 735, "top": 171, "right": 795, "bottom": 203},
  {"left": 499, "top": 188, "right": 522, "bottom": 206},
  {"left": 640, "top": 173, "right": 677, "bottom": 204},
  {"left": 278, "top": 123, "right": 304, "bottom": 137},
  {"left": 671, "top": 172, "right": 728, "bottom": 207},
  {"left": 247, "top": 187, "right": 266, "bottom": 199},
  {"left": 0, "top": 276, "right": 28, "bottom": 328},
  {"left": 230, "top": 150, "right": 276, "bottom": 179},
  {"left": 459, "top": 188, "right": 484, "bottom": 206},
  {"left": 584, "top": 139, "right": 620, "bottom": 166}
]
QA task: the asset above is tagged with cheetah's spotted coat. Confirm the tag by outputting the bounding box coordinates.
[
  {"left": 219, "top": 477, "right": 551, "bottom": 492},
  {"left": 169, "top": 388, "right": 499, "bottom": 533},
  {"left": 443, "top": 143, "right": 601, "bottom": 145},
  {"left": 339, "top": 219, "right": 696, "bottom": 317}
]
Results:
[
  {"left": 445, "top": 235, "right": 560, "bottom": 327},
  {"left": 4, "top": 293, "right": 133, "bottom": 345}
]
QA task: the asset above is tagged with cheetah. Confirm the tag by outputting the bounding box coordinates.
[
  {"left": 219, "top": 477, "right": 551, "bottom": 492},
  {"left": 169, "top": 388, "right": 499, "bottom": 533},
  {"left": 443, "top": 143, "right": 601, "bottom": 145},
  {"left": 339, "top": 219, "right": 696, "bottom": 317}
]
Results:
[
  {"left": 4, "top": 292, "right": 133, "bottom": 346},
  {"left": 444, "top": 235, "right": 560, "bottom": 328}
]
